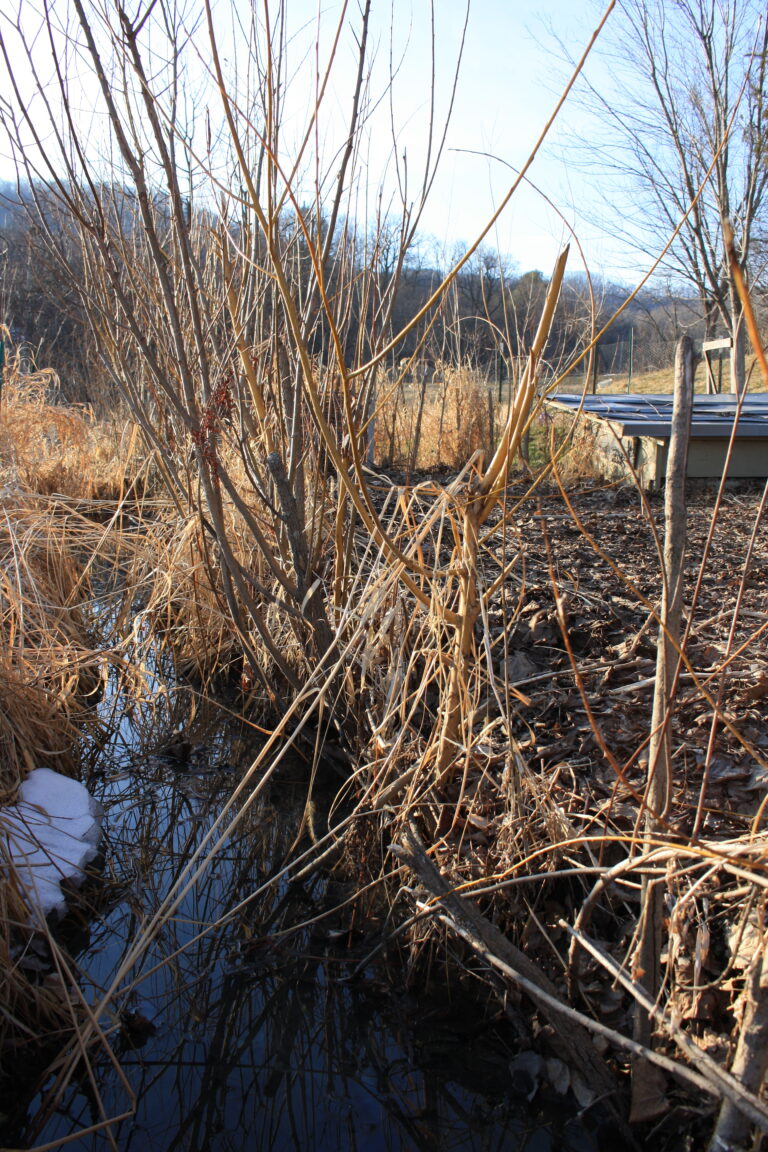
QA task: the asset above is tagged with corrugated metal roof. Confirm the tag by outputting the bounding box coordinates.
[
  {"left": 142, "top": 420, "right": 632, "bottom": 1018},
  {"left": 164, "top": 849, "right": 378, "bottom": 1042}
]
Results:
[{"left": 545, "top": 393, "right": 768, "bottom": 439}]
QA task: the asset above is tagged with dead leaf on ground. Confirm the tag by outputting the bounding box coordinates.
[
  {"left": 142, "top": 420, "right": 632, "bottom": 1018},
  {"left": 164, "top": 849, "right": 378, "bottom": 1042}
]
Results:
[
  {"left": 499, "top": 652, "right": 539, "bottom": 682},
  {"left": 742, "top": 673, "right": 768, "bottom": 701},
  {"left": 629, "top": 1059, "right": 670, "bottom": 1124}
]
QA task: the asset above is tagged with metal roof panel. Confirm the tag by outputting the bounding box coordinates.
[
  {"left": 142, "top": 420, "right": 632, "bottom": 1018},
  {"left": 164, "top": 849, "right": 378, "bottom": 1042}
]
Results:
[{"left": 545, "top": 393, "right": 768, "bottom": 439}]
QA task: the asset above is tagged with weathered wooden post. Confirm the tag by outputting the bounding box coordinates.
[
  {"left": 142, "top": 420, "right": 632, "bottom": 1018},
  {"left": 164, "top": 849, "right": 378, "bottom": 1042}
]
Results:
[{"left": 631, "top": 334, "right": 694, "bottom": 1121}]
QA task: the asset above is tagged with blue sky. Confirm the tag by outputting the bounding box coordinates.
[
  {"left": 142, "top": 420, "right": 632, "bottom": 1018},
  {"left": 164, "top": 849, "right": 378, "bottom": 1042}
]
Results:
[
  {"left": 271, "top": 0, "right": 636, "bottom": 281},
  {"left": 388, "top": 0, "right": 614, "bottom": 274},
  {"left": 2, "top": 0, "right": 641, "bottom": 281}
]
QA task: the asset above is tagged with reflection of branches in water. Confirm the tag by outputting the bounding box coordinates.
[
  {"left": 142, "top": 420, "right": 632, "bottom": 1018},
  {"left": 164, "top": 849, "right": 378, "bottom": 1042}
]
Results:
[
  {"left": 18, "top": 705, "right": 592, "bottom": 1151},
  {"left": 46, "top": 946, "right": 586, "bottom": 1151}
]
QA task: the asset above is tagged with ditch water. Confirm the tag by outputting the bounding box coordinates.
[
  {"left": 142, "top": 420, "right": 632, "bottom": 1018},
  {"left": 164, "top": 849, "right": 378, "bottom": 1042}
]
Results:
[{"left": 6, "top": 671, "right": 603, "bottom": 1151}]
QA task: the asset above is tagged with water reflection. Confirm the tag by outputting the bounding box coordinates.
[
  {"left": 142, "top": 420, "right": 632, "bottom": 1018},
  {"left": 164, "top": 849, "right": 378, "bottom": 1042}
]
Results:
[{"left": 8, "top": 696, "right": 598, "bottom": 1151}]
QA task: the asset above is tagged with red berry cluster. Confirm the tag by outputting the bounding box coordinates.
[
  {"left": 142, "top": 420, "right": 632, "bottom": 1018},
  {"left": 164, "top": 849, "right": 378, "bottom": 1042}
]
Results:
[{"left": 190, "top": 370, "right": 235, "bottom": 480}]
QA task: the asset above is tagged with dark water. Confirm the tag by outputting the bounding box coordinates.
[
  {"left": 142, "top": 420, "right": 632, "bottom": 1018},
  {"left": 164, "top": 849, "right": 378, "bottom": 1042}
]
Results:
[{"left": 6, "top": 683, "right": 600, "bottom": 1152}]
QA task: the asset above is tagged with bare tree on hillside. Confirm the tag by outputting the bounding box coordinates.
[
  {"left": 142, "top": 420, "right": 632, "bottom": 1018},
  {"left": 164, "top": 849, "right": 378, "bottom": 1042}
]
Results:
[{"left": 572, "top": 0, "right": 768, "bottom": 393}]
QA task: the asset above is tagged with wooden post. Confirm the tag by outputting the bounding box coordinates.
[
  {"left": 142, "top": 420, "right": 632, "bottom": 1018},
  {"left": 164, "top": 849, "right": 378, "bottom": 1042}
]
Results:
[
  {"left": 631, "top": 334, "right": 694, "bottom": 1122},
  {"left": 702, "top": 337, "right": 731, "bottom": 396},
  {"left": 627, "top": 327, "right": 634, "bottom": 392}
]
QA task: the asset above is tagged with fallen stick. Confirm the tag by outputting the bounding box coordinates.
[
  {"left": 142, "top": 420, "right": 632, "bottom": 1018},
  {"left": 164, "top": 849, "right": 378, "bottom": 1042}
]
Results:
[
  {"left": 394, "top": 821, "right": 618, "bottom": 1102},
  {"left": 607, "top": 673, "right": 693, "bottom": 696},
  {"left": 429, "top": 906, "right": 716, "bottom": 1099}
]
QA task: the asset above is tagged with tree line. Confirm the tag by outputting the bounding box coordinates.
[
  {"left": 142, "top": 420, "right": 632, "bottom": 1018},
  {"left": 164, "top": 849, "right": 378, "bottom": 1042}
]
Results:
[{"left": 0, "top": 181, "right": 709, "bottom": 407}]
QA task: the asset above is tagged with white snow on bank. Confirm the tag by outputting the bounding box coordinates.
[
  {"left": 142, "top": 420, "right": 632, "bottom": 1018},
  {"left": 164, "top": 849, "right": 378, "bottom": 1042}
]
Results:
[{"left": 1, "top": 767, "right": 102, "bottom": 921}]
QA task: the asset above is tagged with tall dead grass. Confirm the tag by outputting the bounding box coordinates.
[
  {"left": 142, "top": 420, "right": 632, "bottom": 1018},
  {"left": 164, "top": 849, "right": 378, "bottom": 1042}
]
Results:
[
  {"left": 0, "top": 496, "right": 104, "bottom": 800},
  {"left": 0, "top": 493, "right": 117, "bottom": 1084},
  {"left": 0, "top": 332, "right": 152, "bottom": 795},
  {"left": 0, "top": 329, "right": 142, "bottom": 500},
  {"left": 375, "top": 367, "right": 507, "bottom": 471}
]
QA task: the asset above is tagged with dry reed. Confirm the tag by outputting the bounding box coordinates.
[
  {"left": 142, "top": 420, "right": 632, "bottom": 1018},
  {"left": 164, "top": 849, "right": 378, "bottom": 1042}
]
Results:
[
  {"left": 375, "top": 366, "right": 506, "bottom": 471},
  {"left": 0, "top": 328, "right": 142, "bottom": 501}
]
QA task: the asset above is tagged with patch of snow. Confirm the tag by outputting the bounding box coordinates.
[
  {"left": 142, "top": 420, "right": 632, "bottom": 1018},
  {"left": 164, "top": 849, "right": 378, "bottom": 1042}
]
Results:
[{"left": 1, "top": 767, "right": 102, "bottom": 922}]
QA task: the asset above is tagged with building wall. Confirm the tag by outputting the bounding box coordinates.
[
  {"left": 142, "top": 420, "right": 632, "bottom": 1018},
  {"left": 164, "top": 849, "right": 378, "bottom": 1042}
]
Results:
[{"left": 591, "top": 422, "right": 768, "bottom": 488}]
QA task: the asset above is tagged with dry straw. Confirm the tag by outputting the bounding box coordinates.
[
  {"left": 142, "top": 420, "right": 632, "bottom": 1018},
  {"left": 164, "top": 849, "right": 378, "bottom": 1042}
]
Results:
[{"left": 0, "top": 328, "right": 141, "bottom": 501}]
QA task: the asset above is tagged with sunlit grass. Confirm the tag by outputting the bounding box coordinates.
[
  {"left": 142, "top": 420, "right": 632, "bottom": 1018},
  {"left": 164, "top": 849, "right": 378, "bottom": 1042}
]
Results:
[{"left": 0, "top": 329, "right": 143, "bottom": 501}]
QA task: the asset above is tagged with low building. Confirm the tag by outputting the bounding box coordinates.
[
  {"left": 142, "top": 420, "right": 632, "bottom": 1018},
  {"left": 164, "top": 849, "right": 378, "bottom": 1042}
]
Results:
[{"left": 546, "top": 393, "right": 768, "bottom": 489}]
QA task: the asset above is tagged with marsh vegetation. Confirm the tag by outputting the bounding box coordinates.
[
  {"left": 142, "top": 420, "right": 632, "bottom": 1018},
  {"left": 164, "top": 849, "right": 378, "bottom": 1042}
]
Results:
[{"left": 1, "top": 1, "right": 768, "bottom": 1149}]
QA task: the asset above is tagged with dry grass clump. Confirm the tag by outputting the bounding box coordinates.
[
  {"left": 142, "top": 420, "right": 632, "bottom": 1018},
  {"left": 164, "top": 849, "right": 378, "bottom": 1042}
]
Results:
[
  {"left": 129, "top": 513, "right": 247, "bottom": 687},
  {"left": 117, "top": 485, "right": 301, "bottom": 698},
  {"left": 0, "top": 665, "right": 81, "bottom": 802},
  {"left": 0, "top": 331, "right": 141, "bottom": 500},
  {"left": 535, "top": 411, "right": 604, "bottom": 481},
  {"left": 0, "top": 494, "right": 103, "bottom": 801},
  {"left": 375, "top": 366, "right": 506, "bottom": 471}
]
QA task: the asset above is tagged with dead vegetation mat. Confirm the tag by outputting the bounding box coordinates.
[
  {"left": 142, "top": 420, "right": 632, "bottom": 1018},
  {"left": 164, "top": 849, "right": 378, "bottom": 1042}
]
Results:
[{"left": 374, "top": 477, "right": 768, "bottom": 1146}]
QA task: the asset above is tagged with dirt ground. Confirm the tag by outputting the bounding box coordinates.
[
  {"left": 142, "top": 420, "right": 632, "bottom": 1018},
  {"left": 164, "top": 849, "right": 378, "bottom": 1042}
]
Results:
[{"left": 504, "top": 481, "right": 767, "bottom": 836}]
